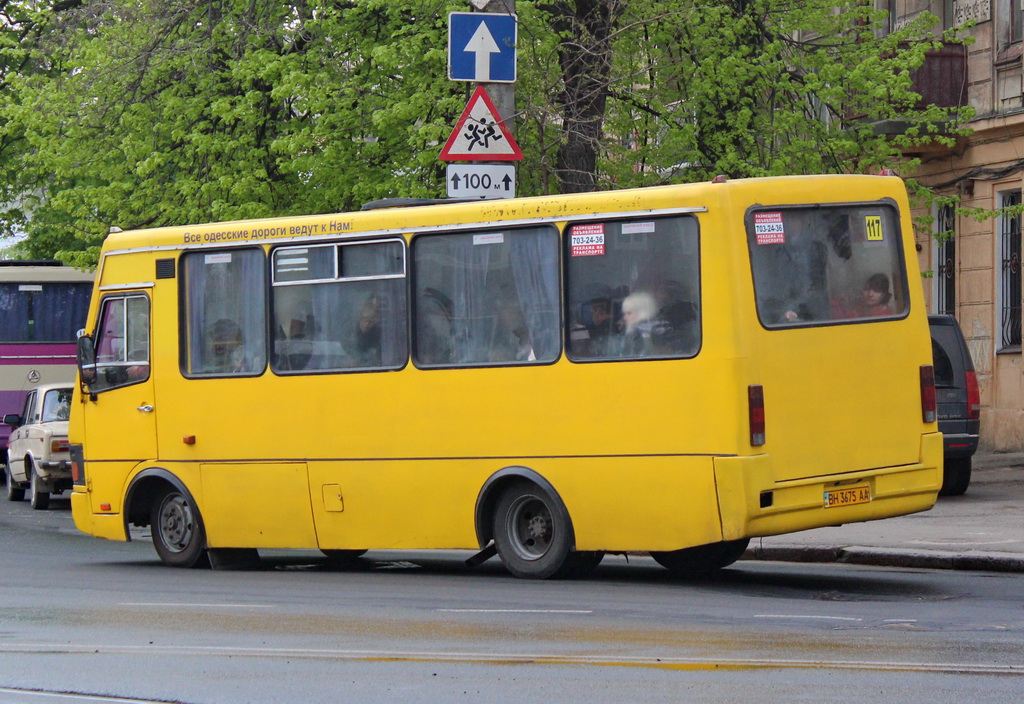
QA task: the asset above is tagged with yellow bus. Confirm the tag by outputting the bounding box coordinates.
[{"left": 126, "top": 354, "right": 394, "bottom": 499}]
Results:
[{"left": 70, "top": 174, "right": 942, "bottom": 578}]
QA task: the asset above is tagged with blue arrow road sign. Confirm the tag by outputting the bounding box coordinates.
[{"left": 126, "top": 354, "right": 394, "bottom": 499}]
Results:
[{"left": 448, "top": 12, "right": 517, "bottom": 83}]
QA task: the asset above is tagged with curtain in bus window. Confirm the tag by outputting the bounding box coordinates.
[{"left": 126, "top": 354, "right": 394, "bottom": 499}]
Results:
[
  {"left": 33, "top": 283, "right": 92, "bottom": 341},
  {"left": 508, "top": 234, "right": 560, "bottom": 360},
  {"left": 747, "top": 206, "right": 907, "bottom": 328},
  {"left": 184, "top": 249, "right": 267, "bottom": 375},
  {"left": 413, "top": 227, "right": 559, "bottom": 367},
  {"left": 0, "top": 284, "right": 31, "bottom": 342}
]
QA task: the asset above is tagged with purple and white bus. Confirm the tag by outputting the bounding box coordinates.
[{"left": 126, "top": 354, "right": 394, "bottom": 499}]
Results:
[{"left": 1, "top": 261, "right": 93, "bottom": 466}]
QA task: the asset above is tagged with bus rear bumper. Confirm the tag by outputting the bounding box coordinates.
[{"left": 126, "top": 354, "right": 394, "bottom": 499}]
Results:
[
  {"left": 71, "top": 489, "right": 128, "bottom": 541},
  {"left": 714, "top": 432, "right": 943, "bottom": 541}
]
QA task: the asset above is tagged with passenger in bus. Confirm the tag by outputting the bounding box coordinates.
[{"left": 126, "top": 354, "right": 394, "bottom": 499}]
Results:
[
  {"left": 653, "top": 280, "right": 698, "bottom": 353},
  {"left": 614, "top": 291, "right": 668, "bottom": 357},
  {"left": 853, "top": 273, "right": 894, "bottom": 317},
  {"left": 416, "top": 287, "right": 454, "bottom": 365},
  {"left": 354, "top": 295, "right": 382, "bottom": 366},
  {"left": 585, "top": 296, "right": 615, "bottom": 356},
  {"left": 489, "top": 301, "right": 535, "bottom": 363},
  {"left": 831, "top": 273, "right": 894, "bottom": 319},
  {"left": 209, "top": 318, "right": 246, "bottom": 373},
  {"left": 569, "top": 295, "right": 615, "bottom": 357}
]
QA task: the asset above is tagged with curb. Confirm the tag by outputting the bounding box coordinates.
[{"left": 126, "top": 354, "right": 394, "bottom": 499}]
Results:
[{"left": 742, "top": 545, "right": 1024, "bottom": 573}]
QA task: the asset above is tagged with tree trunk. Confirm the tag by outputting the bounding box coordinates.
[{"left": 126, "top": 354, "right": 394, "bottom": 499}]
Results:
[{"left": 551, "top": 1, "right": 626, "bottom": 193}]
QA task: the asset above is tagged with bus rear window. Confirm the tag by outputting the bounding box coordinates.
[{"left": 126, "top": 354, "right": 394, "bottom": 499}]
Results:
[{"left": 747, "top": 204, "right": 908, "bottom": 328}]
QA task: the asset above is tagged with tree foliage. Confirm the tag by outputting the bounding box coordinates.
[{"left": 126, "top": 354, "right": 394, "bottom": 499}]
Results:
[{"left": 0, "top": 0, "right": 971, "bottom": 265}]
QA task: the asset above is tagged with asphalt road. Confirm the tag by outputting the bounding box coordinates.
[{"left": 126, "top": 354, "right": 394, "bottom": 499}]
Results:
[{"left": 1, "top": 495, "right": 1022, "bottom": 704}]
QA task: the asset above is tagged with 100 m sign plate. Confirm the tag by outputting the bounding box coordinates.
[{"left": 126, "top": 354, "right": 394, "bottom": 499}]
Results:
[{"left": 823, "top": 485, "right": 871, "bottom": 508}]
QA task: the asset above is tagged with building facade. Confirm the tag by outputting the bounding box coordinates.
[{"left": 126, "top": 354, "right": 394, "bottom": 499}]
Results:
[{"left": 894, "top": 0, "right": 1024, "bottom": 449}]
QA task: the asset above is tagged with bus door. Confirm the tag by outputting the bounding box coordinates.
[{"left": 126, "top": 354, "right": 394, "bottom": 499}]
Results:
[{"left": 81, "top": 290, "right": 158, "bottom": 472}]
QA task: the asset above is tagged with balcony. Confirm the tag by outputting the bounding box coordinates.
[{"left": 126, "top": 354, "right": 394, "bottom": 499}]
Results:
[{"left": 858, "top": 42, "right": 968, "bottom": 155}]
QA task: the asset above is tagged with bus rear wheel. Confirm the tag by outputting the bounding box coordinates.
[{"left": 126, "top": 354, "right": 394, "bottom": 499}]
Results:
[
  {"left": 493, "top": 481, "right": 593, "bottom": 580},
  {"left": 150, "top": 487, "right": 207, "bottom": 568},
  {"left": 650, "top": 538, "right": 750, "bottom": 576}
]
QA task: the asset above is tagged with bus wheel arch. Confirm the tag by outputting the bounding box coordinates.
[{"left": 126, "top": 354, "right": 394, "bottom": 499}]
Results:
[
  {"left": 476, "top": 468, "right": 602, "bottom": 580},
  {"left": 125, "top": 469, "right": 208, "bottom": 568}
]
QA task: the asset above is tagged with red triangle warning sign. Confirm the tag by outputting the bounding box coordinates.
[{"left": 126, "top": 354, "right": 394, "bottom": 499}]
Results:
[{"left": 439, "top": 86, "right": 523, "bottom": 162}]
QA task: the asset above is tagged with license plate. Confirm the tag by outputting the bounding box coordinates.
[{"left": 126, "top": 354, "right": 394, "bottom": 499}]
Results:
[{"left": 823, "top": 485, "right": 871, "bottom": 508}]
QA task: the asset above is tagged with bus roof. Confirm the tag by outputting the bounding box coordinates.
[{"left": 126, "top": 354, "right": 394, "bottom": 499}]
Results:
[
  {"left": 98, "top": 174, "right": 907, "bottom": 256},
  {"left": 0, "top": 263, "right": 94, "bottom": 283}
]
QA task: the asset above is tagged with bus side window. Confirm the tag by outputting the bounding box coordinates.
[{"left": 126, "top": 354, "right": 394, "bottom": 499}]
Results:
[
  {"left": 565, "top": 215, "right": 701, "bottom": 361},
  {"left": 411, "top": 227, "right": 560, "bottom": 367},
  {"left": 89, "top": 294, "right": 150, "bottom": 392},
  {"left": 269, "top": 240, "right": 407, "bottom": 374},
  {"left": 182, "top": 248, "right": 268, "bottom": 377}
]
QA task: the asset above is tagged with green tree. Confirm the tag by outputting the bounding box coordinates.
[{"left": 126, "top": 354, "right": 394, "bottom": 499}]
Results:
[{"left": 0, "top": 0, "right": 972, "bottom": 264}]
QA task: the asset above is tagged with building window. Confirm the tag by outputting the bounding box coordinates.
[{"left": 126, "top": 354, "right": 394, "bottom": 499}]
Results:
[
  {"left": 1001, "top": 0, "right": 1024, "bottom": 46},
  {"left": 999, "top": 190, "right": 1022, "bottom": 349},
  {"left": 935, "top": 202, "right": 956, "bottom": 315}
]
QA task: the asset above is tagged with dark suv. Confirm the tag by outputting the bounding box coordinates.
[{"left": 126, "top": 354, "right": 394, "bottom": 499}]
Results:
[{"left": 929, "top": 314, "right": 980, "bottom": 496}]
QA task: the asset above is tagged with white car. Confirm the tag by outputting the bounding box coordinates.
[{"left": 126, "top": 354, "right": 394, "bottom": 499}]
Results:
[{"left": 3, "top": 383, "right": 74, "bottom": 510}]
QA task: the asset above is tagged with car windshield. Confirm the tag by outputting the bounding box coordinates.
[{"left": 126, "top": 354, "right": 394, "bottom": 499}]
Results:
[{"left": 41, "top": 389, "right": 72, "bottom": 422}]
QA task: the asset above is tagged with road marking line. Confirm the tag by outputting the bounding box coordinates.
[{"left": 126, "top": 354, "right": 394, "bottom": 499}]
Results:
[
  {"left": 436, "top": 609, "right": 593, "bottom": 614},
  {"left": 753, "top": 614, "right": 862, "bottom": 621},
  {"left": 3, "top": 643, "right": 1021, "bottom": 675},
  {"left": 119, "top": 603, "right": 274, "bottom": 609},
  {"left": 0, "top": 687, "right": 174, "bottom": 703}
]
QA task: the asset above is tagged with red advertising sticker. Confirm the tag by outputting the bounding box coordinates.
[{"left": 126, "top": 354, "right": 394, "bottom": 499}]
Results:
[
  {"left": 571, "top": 223, "right": 605, "bottom": 256},
  {"left": 754, "top": 212, "right": 785, "bottom": 245}
]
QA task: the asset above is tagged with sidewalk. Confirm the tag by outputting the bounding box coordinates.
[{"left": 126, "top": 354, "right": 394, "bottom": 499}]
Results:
[{"left": 742, "top": 450, "right": 1024, "bottom": 573}]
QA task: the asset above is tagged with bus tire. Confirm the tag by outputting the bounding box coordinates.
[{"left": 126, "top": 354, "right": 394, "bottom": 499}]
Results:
[
  {"left": 29, "top": 463, "right": 50, "bottom": 510},
  {"left": 650, "top": 538, "right": 750, "bottom": 576},
  {"left": 561, "top": 550, "right": 605, "bottom": 579},
  {"left": 151, "top": 487, "right": 207, "bottom": 568},
  {"left": 493, "top": 480, "right": 577, "bottom": 580},
  {"left": 5, "top": 464, "right": 25, "bottom": 502},
  {"left": 939, "top": 457, "right": 972, "bottom": 497}
]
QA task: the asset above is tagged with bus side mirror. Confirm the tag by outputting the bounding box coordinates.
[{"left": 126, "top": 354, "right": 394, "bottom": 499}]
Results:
[
  {"left": 77, "top": 335, "right": 97, "bottom": 385},
  {"left": 2, "top": 414, "right": 22, "bottom": 428}
]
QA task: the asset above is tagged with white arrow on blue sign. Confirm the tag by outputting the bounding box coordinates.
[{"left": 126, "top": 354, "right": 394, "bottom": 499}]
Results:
[{"left": 448, "top": 12, "right": 517, "bottom": 83}]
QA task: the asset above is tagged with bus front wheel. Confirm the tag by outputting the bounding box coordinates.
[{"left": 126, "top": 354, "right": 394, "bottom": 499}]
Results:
[
  {"left": 493, "top": 481, "right": 599, "bottom": 579},
  {"left": 151, "top": 487, "right": 207, "bottom": 568},
  {"left": 650, "top": 538, "right": 750, "bottom": 576}
]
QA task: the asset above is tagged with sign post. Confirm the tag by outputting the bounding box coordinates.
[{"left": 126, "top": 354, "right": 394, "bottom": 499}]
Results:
[{"left": 444, "top": 2, "right": 518, "bottom": 199}]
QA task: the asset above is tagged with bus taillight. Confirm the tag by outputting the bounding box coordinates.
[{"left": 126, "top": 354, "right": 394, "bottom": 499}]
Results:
[
  {"left": 70, "top": 444, "right": 86, "bottom": 485},
  {"left": 966, "top": 370, "right": 980, "bottom": 420},
  {"left": 920, "top": 365, "right": 937, "bottom": 423},
  {"left": 749, "top": 385, "right": 765, "bottom": 446}
]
